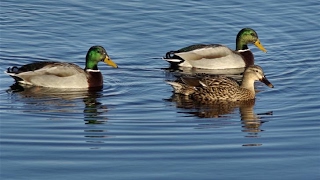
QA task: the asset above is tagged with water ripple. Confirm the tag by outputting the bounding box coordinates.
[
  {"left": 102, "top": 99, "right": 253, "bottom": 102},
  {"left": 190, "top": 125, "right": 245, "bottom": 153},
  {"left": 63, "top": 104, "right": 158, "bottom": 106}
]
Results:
[{"left": 1, "top": 0, "right": 319, "bottom": 180}]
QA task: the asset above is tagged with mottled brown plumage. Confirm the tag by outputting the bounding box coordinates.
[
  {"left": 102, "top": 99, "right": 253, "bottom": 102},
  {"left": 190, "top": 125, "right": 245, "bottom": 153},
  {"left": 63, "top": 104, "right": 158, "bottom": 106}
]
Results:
[{"left": 167, "top": 65, "right": 273, "bottom": 102}]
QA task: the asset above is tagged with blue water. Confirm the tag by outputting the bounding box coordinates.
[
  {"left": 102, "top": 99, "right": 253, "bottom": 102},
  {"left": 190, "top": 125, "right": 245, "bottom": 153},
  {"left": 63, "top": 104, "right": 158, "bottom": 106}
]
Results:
[{"left": 1, "top": 0, "right": 319, "bottom": 180}]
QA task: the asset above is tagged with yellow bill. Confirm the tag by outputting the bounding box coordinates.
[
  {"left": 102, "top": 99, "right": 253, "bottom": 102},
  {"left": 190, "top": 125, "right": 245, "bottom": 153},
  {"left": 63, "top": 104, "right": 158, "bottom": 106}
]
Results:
[
  {"left": 254, "top": 39, "right": 267, "bottom": 53},
  {"left": 103, "top": 56, "right": 118, "bottom": 68}
]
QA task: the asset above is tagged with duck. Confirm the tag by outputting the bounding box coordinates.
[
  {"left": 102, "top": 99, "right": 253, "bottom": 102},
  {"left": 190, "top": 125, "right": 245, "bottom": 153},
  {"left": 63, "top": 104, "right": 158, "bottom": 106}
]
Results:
[
  {"left": 166, "top": 65, "right": 273, "bottom": 102},
  {"left": 163, "top": 28, "right": 267, "bottom": 69},
  {"left": 6, "top": 46, "right": 118, "bottom": 89}
]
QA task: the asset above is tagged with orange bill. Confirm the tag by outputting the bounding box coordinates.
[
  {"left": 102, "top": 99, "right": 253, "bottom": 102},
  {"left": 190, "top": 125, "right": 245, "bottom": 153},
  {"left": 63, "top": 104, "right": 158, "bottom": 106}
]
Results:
[
  {"left": 103, "top": 56, "right": 118, "bottom": 68},
  {"left": 254, "top": 39, "right": 267, "bottom": 53}
]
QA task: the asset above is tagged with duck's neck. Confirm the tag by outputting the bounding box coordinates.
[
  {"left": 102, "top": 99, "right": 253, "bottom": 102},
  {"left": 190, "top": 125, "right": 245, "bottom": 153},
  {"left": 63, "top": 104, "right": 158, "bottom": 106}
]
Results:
[
  {"left": 87, "top": 70, "right": 103, "bottom": 89},
  {"left": 239, "top": 50, "right": 254, "bottom": 67},
  {"left": 240, "top": 76, "right": 255, "bottom": 96},
  {"left": 85, "top": 63, "right": 98, "bottom": 71},
  {"left": 236, "top": 36, "right": 249, "bottom": 51}
]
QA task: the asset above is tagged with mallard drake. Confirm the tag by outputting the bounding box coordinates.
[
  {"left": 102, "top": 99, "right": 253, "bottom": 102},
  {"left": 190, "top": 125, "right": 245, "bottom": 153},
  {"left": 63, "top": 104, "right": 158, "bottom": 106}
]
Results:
[
  {"left": 167, "top": 65, "right": 273, "bottom": 102},
  {"left": 6, "top": 46, "right": 118, "bottom": 89},
  {"left": 163, "top": 28, "right": 267, "bottom": 69}
]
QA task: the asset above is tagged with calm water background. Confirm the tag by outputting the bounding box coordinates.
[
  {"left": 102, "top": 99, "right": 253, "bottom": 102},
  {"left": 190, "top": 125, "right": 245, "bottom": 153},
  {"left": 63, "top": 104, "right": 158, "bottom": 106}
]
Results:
[{"left": 1, "top": 0, "right": 319, "bottom": 179}]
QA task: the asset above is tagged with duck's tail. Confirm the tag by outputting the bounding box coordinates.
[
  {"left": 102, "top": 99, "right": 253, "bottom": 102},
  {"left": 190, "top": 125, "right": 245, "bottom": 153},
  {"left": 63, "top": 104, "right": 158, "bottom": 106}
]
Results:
[
  {"left": 5, "top": 66, "right": 19, "bottom": 75},
  {"left": 166, "top": 81, "right": 196, "bottom": 96},
  {"left": 162, "top": 51, "right": 184, "bottom": 63}
]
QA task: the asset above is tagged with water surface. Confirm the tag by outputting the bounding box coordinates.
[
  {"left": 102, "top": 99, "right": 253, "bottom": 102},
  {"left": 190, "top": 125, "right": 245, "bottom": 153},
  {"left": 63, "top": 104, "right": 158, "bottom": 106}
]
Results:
[{"left": 1, "top": 0, "right": 319, "bottom": 179}]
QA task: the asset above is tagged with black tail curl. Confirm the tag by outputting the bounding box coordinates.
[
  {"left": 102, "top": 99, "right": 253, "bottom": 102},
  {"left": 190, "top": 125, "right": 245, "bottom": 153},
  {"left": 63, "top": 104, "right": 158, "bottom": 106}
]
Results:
[
  {"left": 165, "top": 51, "right": 176, "bottom": 59},
  {"left": 7, "top": 66, "right": 19, "bottom": 73}
]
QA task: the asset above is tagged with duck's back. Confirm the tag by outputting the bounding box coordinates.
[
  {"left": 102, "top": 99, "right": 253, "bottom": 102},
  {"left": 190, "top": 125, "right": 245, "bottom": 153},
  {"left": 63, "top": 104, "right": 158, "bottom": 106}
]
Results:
[
  {"left": 192, "top": 76, "right": 254, "bottom": 102},
  {"left": 6, "top": 61, "right": 90, "bottom": 88}
]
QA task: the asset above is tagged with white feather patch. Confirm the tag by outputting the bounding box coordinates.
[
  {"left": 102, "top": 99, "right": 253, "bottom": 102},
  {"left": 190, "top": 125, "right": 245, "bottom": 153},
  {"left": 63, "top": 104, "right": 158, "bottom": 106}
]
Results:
[
  {"left": 237, "top": 49, "right": 250, "bottom": 52},
  {"left": 199, "top": 81, "right": 207, "bottom": 87},
  {"left": 86, "top": 69, "right": 100, "bottom": 72},
  {"left": 162, "top": 57, "right": 183, "bottom": 63}
]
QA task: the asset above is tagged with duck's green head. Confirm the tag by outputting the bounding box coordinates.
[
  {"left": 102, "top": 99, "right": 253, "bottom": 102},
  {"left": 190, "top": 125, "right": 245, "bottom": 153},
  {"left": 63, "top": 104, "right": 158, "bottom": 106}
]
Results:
[
  {"left": 85, "top": 46, "right": 118, "bottom": 70},
  {"left": 236, "top": 28, "right": 267, "bottom": 53}
]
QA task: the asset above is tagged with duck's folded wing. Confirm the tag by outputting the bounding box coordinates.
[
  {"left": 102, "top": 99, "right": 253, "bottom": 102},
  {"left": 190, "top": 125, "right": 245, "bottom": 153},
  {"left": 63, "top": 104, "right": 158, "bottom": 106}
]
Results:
[
  {"left": 200, "top": 76, "right": 240, "bottom": 88},
  {"left": 9, "top": 62, "right": 83, "bottom": 77},
  {"left": 7, "top": 62, "right": 87, "bottom": 86},
  {"left": 39, "top": 63, "right": 84, "bottom": 77},
  {"left": 176, "top": 45, "right": 236, "bottom": 62}
]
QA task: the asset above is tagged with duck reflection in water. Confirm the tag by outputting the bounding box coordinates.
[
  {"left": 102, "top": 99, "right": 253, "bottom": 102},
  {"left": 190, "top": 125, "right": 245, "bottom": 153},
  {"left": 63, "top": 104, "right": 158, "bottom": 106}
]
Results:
[
  {"left": 7, "top": 83, "right": 110, "bottom": 148},
  {"left": 166, "top": 65, "right": 274, "bottom": 135},
  {"left": 8, "top": 83, "right": 108, "bottom": 124},
  {"left": 167, "top": 94, "right": 272, "bottom": 136}
]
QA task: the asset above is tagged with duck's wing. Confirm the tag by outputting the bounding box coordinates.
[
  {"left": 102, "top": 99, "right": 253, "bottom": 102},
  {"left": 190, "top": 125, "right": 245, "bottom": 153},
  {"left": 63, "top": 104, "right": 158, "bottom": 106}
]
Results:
[
  {"left": 176, "top": 44, "right": 234, "bottom": 60},
  {"left": 7, "top": 62, "right": 84, "bottom": 76},
  {"left": 164, "top": 44, "right": 227, "bottom": 61},
  {"left": 164, "top": 44, "right": 244, "bottom": 69},
  {"left": 6, "top": 62, "right": 87, "bottom": 87},
  {"left": 199, "top": 75, "right": 240, "bottom": 88},
  {"left": 166, "top": 80, "right": 196, "bottom": 96}
]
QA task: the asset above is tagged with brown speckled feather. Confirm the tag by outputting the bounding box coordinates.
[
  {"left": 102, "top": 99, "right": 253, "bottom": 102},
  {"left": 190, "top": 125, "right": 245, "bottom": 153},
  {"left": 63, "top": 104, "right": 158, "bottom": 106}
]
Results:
[{"left": 167, "top": 65, "right": 273, "bottom": 102}]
